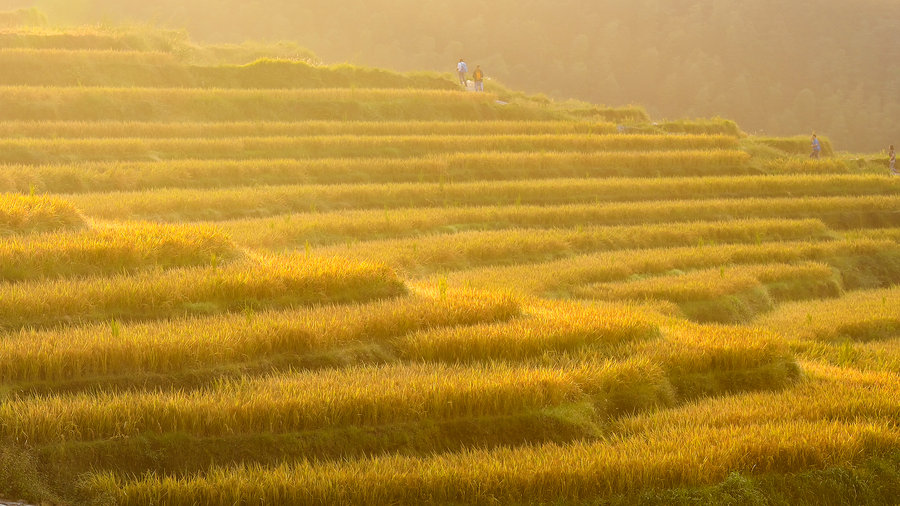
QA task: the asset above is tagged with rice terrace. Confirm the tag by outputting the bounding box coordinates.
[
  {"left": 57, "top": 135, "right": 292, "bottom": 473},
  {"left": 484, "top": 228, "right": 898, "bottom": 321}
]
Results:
[{"left": 0, "top": 7, "right": 899, "bottom": 506}]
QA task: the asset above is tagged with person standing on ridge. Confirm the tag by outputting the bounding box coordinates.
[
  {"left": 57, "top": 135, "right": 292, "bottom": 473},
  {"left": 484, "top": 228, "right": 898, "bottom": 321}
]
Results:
[
  {"left": 890, "top": 145, "right": 897, "bottom": 176},
  {"left": 810, "top": 134, "right": 822, "bottom": 159},
  {"left": 473, "top": 65, "right": 485, "bottom": 92},
  {"left": 457, "top": 59, "right": 468, "bottom": 88}
]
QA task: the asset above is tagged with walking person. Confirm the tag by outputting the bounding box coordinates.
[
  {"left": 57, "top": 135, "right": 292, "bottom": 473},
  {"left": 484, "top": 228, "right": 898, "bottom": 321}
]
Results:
[
  {"left": 457, "top": 59, "right": 468, "bottom": 88},
  {"left": 890, "top": 145, "right": 897, "bottom": 176},
  {"left": 810, "top": 134, "right": 822, "bottom": 159},
  {"left": 473, "top": 65, "right": 485, "bottom": 92}
]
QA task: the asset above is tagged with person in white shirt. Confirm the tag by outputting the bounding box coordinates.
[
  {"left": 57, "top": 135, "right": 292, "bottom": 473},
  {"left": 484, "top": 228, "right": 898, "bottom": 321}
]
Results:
[{"left": 457, "top": 59, "right": 468, "bottom": 88}]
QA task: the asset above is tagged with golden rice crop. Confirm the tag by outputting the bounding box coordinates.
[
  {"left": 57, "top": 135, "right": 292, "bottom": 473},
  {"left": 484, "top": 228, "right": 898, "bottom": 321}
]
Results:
[
  {"left": 0, "top": 193, "right": 84, "bottom": 234},
  {"left": 633, "top": 322, "right": 796, "bottom": 381},
  {"left": 0, "top": 50, "right": 459, "bottom": 90},
  {"left": 214, "top": 195, "right": 900, "bottom": 243},
  {"left": 397, "top": 300, "right": 660, "bottom": 362},
  {"left": 0, "top": 134, "right": 740, "bottom": 164},
  {"left": 0, "top": 48, "right": 189, "bottom": 88},
  {"left": 0, "top": 119, "right": 748, "bottom": 139},
  {"left": 0, "top": 359, "right": 666, "bottom": 444},
  {"left": 756, "top": 286, "right": 900, "bottom": 342},
  {"left": 618, "top": 363, "right": 900, "bottom": 435},
  {"left": 0, "top": 47, "right": 177, "bottom": 65},
  {"left": 0, "top": 290, "right": 519, "bottom": 385},
  {"left": 0, "top": 85, "right": 494, "bottom": 103},
  {"left": 79, "top": 420, "right": 899, "bottom": 505},
  {"left": 0, "top": 150, "right": 751, "bottom": 194},
  {"left": 0, "top": 120, "right": 622, "bottom": 139},
  {"left": 762, "top": 157, "right": 852, "bottom": 175},
  {"left": 795, "top": 336, "right": 900, "bottom": 373},
  {"left": 2, "top": 21, "right": 897, "bottom": 506},
  {"left": 553, "top": 320, "right": 800, "bottom": 396},
  {"left": 0, "top": 254, "right": 405, "bottom": 330},
  {"left": 0, "top": 26, "right": 183, "bottom": 52},
  {"left": 752, "top": 135, "right": 835, "bottom": 156},
  {"left": 0, "top": 223, "right": 238, "bottom": 282},
  {"left": 576, "top": 262, "right": 838, "bottom": 303},
  {"left": 307, "top": 219, "right": 829, "bottom": 275},
  {"left": 433, "top": 239, "right": 896, "bottom": 295},
  {"left": 63, "top": 174, "right": 898, "bottom": 222},
  {"left": 655, "top": 117, "right": 744, "bottom": 137},
  {"left": 846, "top": 227, "right": 900, "bottom": 242},
  {"left": 0, "top": 86, "right": 556, "bottom": 122}
]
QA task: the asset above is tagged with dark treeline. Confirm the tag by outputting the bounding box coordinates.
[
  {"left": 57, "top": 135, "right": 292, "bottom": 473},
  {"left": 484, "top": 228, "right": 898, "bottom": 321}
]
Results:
[{"left": 8, "top": 0, "right": 900, "bottom": 152}]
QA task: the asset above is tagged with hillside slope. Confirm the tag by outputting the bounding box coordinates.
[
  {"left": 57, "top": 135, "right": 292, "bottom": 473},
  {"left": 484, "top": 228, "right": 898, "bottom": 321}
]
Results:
[
  {"left": 0, "top": 23, "right": 897, "bottom": 506},
  {"left": 13, "top": 0, "right": 900, "bottom": 151}
]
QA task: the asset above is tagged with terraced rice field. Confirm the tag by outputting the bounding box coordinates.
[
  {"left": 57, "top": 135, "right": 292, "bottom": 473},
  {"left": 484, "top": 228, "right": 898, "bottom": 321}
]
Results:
[{"left": 0, "top": 25, "right": 898, "bottom": 506}]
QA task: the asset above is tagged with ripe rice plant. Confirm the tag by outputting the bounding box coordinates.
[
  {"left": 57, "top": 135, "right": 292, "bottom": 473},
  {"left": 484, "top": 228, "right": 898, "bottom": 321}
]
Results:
[
  {"left": 0, "top": 134, "right": 740, "bottom": 164},
  {"left": 0, "top": 46, "right": 178, "bottom": 64},
  {"left": 752, "top": 135, "right": 835, "bottom": 156},
  {"left": 397, "top": 300, "right": 660, "bottom": 362},
  {"left": 0, "top": 150, "right": 752, "bottom": 194},
  {"left": 0, "top": 359, "right": 669, "bottom": 444},
  {"left": 0, "top": 255, "right": 405, "bottom": 330},
  {"left": 574, "top": 263, "right": 844, "bottom": 323},
  {"left": 0, "top": 291, "right": 520, "bottom": 386},
  {"left": 756, "top": 286, "right": 900, "bottom": 342},
  {"left": 794, "top": 336, "right": 900, "bottom": 373},
  {"left": 1, "top": 22, "right": 898, "bottom": 506},
  {"left": 216, "top": 196, "right": 900, "bottom": 248},
  {"left": 0, "top": 193, "right": 85, "bottom": 235},
  {"left": 618, "top": 363, "right": 900, "bottom": 434},
  {"left": 0, "top": 86, "right": 561, "bottom": 122},
  {"left": 0, "top": 120, "right": 622, "bottom": 139},
  {"left": 578, "top": 262, "right": 837, "bottom": 303},
  {"left": 0, "top": 223, "right": 238, "bottom": 282},
  {"left": 628, "top": 322, "right": 799, "bottom": 396},
  {"left": 307, "top": 219, "right": 830, "bottom": 275},
  {"left": 0, "top": 50, "right": 458, "bottom": 90},
  {"left": 63, "top": 174, "right": 898, "bottom": 222},
  {"left": 656, "top": 118, "right": 744, "bottom": 137},
  {"left": 0, "top": 118, "right": 748, "bottom": 139},
  {"left": 762, "top": 157, "right": 852, "bottom": 175},
  {"left": 846, "top": 227, "right": 900, "bottom": 242},
  {"left": 0, "top": 26, "right": 186, "bottom": 52},
  {"left": 79, "top": 420, "right": 898, "bottom": 505},
  {"left": 433, "top": 239, "right": 898, "bottom": 296}
]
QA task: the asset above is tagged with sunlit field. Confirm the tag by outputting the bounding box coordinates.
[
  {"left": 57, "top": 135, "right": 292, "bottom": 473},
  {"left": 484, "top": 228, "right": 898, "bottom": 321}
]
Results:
[{"left": 0, "top": 21, "right": 897, "bottom": 506}]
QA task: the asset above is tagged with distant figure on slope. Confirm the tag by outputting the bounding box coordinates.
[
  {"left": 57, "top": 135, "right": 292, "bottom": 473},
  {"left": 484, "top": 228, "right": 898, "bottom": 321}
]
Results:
[
  {"left": 810, "top": 134, "right": 822, "bottom": 159},
  {"left": 890, "top": 145, "right": 897, "bottom": 176},
  {"left": 473, "top": 65, "right": 485, "bottom": 92},
  {"left": 457, "top": 59, "right": 468, "bottom": 88}
]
